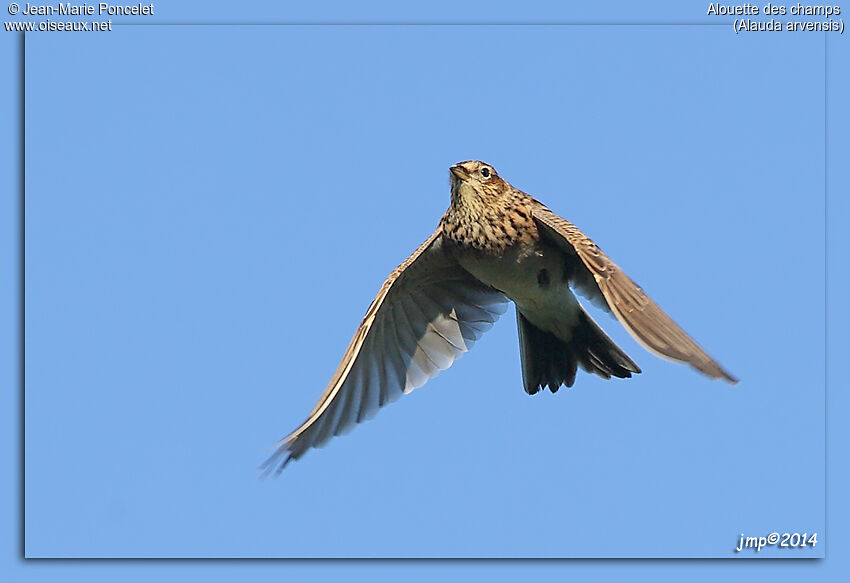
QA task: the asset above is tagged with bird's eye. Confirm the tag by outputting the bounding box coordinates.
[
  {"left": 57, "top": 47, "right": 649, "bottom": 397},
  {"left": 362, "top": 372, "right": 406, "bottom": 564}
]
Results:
[{"left": 480, "top": 167, "right": 491, "bottom": 179}]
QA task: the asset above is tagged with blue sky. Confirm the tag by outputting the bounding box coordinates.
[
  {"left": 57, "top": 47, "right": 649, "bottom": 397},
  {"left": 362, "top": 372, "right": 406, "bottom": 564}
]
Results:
[{"left": 2, "top": 0, "right": 849, "bottom": 580}]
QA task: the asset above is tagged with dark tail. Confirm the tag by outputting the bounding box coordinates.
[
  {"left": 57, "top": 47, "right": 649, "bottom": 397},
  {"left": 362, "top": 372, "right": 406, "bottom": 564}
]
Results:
[{"left": 515, "top": 307, "right": 641, "bottom": 394}]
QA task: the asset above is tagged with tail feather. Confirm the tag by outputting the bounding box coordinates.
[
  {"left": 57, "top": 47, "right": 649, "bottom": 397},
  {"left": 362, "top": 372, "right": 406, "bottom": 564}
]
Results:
[{"left": 516, "top": 307, "right": 641, "bottom": 394}]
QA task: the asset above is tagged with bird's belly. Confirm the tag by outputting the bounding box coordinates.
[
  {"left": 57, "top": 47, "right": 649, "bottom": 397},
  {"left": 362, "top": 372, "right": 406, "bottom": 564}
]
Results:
[{"left": 455, "top": 244, "right": 581, "bottom": 339}]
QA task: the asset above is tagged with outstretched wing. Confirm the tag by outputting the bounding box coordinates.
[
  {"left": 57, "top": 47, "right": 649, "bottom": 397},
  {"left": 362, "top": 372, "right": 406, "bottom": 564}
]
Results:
[
  {"left": 261, "top": 227, "right": 508, "bottom": 475},
  {"left": 532, "top": 206, "right": 737, "bottom": 384}
]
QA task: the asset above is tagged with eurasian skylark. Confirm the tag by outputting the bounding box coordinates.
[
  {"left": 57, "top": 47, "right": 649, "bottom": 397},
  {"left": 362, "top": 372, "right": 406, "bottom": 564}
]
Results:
[{"left": 262, "top": 161, "right": 736, "bottom": 474}]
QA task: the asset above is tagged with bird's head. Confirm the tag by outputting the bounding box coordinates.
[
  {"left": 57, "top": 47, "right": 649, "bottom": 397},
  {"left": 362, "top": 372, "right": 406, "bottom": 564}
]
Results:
[{"left": 449, "top": 160, "right": 510, "bottom": 207}]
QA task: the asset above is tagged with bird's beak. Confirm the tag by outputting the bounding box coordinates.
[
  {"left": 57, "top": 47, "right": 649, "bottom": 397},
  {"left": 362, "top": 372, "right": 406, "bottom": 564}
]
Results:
[{"left": 449, "top": 165, "right": 466, "bottom": 179}]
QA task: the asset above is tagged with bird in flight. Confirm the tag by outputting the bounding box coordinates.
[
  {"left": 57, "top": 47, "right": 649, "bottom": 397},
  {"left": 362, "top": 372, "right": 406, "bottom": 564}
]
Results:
[{"left": 262, "top": 161, "right": 736, "bottom": 475}]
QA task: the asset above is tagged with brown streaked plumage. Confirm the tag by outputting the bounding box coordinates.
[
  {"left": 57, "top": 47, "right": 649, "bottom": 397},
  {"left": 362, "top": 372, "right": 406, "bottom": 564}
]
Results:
[{"left": 261, "top": 160, "right": 736, "bottom": 475}]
